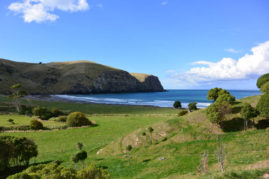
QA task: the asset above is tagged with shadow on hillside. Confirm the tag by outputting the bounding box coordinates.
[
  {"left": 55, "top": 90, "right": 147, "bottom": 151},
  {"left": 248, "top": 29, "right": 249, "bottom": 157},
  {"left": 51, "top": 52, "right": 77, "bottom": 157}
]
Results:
[
  {"left": 0, "top": 160, "right": 54, "bottom": 179},
  {"left": 231, "top": 106, "right": 242, "bottom": 114},
  {"left": 220, "top": 117, "right": 254, "bottom": 132},
  {"left": 255, "top": 119, "right": 269, "bottom": 129}
]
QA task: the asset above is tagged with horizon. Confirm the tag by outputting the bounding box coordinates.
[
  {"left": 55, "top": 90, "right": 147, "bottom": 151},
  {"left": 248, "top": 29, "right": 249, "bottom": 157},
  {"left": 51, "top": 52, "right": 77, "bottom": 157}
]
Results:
[{"left": 1, "top": 0, "right": 269, "bottom": 90}]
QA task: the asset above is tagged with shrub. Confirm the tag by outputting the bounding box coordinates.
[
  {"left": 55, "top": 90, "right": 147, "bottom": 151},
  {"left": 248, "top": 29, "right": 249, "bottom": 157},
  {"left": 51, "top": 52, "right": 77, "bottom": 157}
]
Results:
[
  {"left": 257, "top": 92, "right": 269, "bottom": 118},
  {"left": 188, "top": 102, "right": 197, "bottom": 112},
  {"left": 178, "top": 110, "right": 188, "bottom": 117},
  {"left": 57, "top": 116, "right": 67, "bottom": 122},
  {"left": 32, "top": 107, "right": 52, "bottom": 120},
  {"left": 0, "top": 136, "right": 38, "bottom": 169},
  {"left": 206, "top": 102, "right": 231, "bottom": 124},
  {"left": 260, "top": 81, "right": 269, "bottom": 93},
  {"left": 173, "top": 101, "right": 181, "bottom": 109},
  {"left": 19, "top": 105, "right": 33, "bottom": 115},
  {"left": 30, "top": 119, "right": 43, "bottom": 130},
  {"left": 67, "top": 112, "right": 92, "bottom": 127},
  {"left": 257, "top": 73, "right": 269, "bottom": 88},
  {"left": 215, "top": 93, "right": 235, "bottom": 104},
  {"left": 51, "top": 108, "right": 64, "bottom": 117},
  {"left": 77, "top": 164, "right": 111, "bottom": 179},
  {"left": 240, "top": 103, "right": 258, "bottom": 129}
]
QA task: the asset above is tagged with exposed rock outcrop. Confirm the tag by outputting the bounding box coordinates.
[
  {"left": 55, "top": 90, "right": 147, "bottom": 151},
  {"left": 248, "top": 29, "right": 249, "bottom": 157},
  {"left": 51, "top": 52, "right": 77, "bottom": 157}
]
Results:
[{"left": 0, "top": 58, "right": 164, "bottom": 94}]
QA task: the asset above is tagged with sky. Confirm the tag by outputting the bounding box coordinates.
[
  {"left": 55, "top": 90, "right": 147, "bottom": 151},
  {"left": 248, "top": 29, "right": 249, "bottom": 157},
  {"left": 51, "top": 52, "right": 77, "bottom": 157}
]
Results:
[{"left": 0, "top": 0, "right": 269, "bottom": 90}]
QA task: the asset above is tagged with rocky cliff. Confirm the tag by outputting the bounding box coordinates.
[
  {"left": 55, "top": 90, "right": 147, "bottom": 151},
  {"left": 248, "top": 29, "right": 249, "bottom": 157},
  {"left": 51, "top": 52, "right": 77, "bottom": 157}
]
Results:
[{"left": 0, "top": 59, "right": 164, "bottom": 94}]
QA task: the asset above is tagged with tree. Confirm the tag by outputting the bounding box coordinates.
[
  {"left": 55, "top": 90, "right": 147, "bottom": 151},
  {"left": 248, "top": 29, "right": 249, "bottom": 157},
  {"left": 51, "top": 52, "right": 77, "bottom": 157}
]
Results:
[
  {"left": 142, "top": 132, "right": 147, "bottom": 146},
  {"left": 72, "top": 142, "right": 87, "bottom": 168},
  {"left": 8, "top": 84, "right": 27, "bottom": 112},
  {"left": 148, "top": 127, "right": 154, "bottom": 144},
  {"left": 257, "top": 92, "right": 269, "bottom": 118},
  {"left": 188, "top": 102, "right": 197, "bottom": 112},
  {"left": 173, "top": 101, "right": 181, "bottom": 109},
  {"left": 260, "top": 82, "right": 269, "bottom": 93},
  {"left": 215, "top": 93, "right": 235, "bottom": 104},
  {"left": 257, "top": 73, "right": 269, "bottom": 88},
  {"left": 240, "top": 103, "right": 258, "bottom": 130},
  {"left": 207, "top": 88, "right": 222, "bottom": 101},
  {"left": 206, "top": 102, "right": 231, "bottom": 125}
]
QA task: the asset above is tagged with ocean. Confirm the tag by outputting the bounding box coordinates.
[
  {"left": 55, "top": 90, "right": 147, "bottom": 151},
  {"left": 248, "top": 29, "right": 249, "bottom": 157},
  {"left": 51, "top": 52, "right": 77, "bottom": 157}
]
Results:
[{"left": 53, "top": 90, "right": 261, "bottom": 108}]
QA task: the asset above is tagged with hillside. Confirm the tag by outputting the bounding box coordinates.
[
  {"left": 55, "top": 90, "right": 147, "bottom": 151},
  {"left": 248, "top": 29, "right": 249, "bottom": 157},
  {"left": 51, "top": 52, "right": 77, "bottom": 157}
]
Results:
[
  {"left": 0, "top": 58, "right": 164, "bottom": 94},
  {"left": 1, "top": 95, "right": 269, "bottom": 178}
]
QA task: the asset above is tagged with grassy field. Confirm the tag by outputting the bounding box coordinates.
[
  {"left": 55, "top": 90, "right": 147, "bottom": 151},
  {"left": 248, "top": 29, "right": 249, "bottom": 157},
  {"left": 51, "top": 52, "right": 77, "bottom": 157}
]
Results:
[{"left": 1, "top": 95, "right": 269, "bottom": 178}]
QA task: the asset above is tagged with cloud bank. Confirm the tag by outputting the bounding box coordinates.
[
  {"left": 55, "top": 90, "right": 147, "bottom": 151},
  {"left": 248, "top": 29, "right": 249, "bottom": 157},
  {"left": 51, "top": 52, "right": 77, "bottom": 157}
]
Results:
[
  {"left": 8, "top": 0, "right": 89, "bottom": 23},
  {"left": 167, "top": 41, "right": 269, "bottom": 88}
]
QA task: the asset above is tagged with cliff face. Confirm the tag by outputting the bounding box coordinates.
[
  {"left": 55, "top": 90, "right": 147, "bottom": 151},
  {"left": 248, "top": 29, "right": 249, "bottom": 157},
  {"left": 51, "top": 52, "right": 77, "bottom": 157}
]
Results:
[{"left": 0, "top": 59, "right": 164, "bottom": 94}]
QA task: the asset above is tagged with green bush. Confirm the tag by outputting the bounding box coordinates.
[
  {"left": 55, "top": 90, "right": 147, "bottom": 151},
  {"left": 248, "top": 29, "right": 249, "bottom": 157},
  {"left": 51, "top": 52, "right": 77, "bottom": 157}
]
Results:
[
  {"left": 188, "top": 102, "right": 197, "bottom": 112},
  {"left": 67, "top": 112, "right": 92, "bottom": 127},
  {"left": 8, "top": 163, "right": 110, "bottom": 179},
  {"left": 178, "top": 110, "right": 188, "bottom": 117},
  {"left": 30, "top": 119, "right": 43, "bottom": 130},
  {"left": 0, "top": 136, "right": 38, "bottom": 170},
  {"left": 19, "top": 105, "right": 33, "bottom": 116},
  {"left": 260, "top": 81, "right": 269, "bottom": 93},
  {"left": 32, "top": 107, "right": 52, "bottom": 120},
  {"left": 215, "top": 93, "right": 236, "bottom": 104},
  {"left": 207, "top": 87, "right": 222, "bottom": 101},
  {"left": 206, "top": 102, "right": 231, "bottom": 124},
  {"left": 257, "top": 92, "right": 269, "bottom": 118},
  {"left": 257, "top": 73, "right": 269, "bottom": 88},
  {"left": 173, "top": 101, "right": 181, "bottom": 109},
  {"left": 51, "top": 108, "right": 64, "bottom": 117},
  {"left": 77, "top": 164, "right": 110, "bottom": 179},
  {"left": 57, "top": 116, "right": 67, "bottom": 122}
]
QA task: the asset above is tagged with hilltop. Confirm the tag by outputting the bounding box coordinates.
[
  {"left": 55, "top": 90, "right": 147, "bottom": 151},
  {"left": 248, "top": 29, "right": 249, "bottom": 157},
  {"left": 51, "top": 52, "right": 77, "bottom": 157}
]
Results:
[{"left": 0, "top": 58, "right": 164, "bottom": 94}]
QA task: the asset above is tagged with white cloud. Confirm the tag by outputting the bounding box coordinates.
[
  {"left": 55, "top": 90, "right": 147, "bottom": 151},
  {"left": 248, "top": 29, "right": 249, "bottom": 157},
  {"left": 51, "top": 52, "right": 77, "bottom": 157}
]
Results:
[
  {"left": 8, "top": 0, "right": 89, "bottom": 23},
  {"left": 167, "top": 41, "right": 269, "bottom": 87},
  {"left": 161, "top": 1, "right": 168, "bottom": 6},
  {"left": 225, "top": 48, "right": 242, "bottom": 53}
]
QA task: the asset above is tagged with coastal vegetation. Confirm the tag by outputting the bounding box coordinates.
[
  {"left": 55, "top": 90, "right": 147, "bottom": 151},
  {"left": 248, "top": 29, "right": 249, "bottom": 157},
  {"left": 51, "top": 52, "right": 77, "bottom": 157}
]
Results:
[{"left": 0, "top": 74, "right": 269, "bottom": 178}]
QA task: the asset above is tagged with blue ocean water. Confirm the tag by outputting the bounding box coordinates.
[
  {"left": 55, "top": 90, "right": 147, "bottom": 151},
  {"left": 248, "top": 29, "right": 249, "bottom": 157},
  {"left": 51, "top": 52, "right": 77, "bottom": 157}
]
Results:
[{"left": 53, "top": 90, "right": 261, "bottom": 108}]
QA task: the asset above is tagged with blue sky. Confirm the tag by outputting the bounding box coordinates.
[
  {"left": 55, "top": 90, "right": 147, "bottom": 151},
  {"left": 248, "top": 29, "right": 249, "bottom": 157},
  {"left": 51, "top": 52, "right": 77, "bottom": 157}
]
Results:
[{"left": 0, "top": 0, "right": 269, "bottom": 89}]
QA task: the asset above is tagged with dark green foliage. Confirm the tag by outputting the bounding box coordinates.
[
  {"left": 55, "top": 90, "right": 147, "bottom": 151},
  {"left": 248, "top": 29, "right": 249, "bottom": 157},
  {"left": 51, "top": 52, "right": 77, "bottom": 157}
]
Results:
[
  {"left": 19, "top": 105, "right": 33, "bottom": 116},
  {"left": 77, "top": 142, "right": 83, "bottom": 150},
  {"left": 178, "top": 110, "right": 188, "bottom": 117},
  {"left": 257, "top": 92, "right": 269, "bottom": 118},
  {"left": 215, "top": 93, "right": 235, "bottom": 104},
  {"left": 75, "top": 150, "right": 87, "bottom": 162},
  {"left": 56, "top": 116, "right": 67, "bottom": 122},
  {"left": 50, "top": 108, "right": 64, "bottom": 117},
  {"left": 142, "top": 132, "right": 146, "bottom": 136},
  {"left": 0, "top": 125, "right": 31, "bottom": 131},
  {"left": 7, "top": 163, "right": 110, "bottom": 179},
  {"left": 7, "top": 119, "right": 15, "bottom": 124},
  {"left": 260, "top": 81, "right": 269, "bottom": 93},
  {"left": 0, "top": 136, "right": 38, "bottom": 170},
  {"left": 126, "top": 145, "right": 132, "bottom": 152},
  {"left": 77, "top": 164, "right": 110, "bottom": 179},
  {"left": 207, "top": 88, "right": 222, "bottom": 101},
  {"left": 148, "top": 127, "right": 154, "bottom": 133},
  {"left": 173, "top": 101, "right": 181, "bottom": 109},
  {"left": 67, "top": 112, "right": 92, "bottom": 127},
  {"left": 256, "top": 73, "right": 269, "bottom": 88},
  {"left": 30, "top": 119, "right": 43, "bottom": 130},
  {"left": 188, "top": 102, "right": 197, "bottom": 112},
  {"left": 32, "top": 107, "right": 52, "bottom": 120},
  {"left": 206, "top": 102, "right": 232, "bottom": 124},
  {"left": 240, "top": 103, "right": 258, "bottom": 120},
  {"left": 207, "top": 88, "right": 235, "bottom": 103}
]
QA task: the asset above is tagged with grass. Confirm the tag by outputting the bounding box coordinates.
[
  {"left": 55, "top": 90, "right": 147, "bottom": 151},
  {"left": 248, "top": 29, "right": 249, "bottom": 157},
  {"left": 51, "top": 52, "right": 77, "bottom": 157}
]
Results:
[{"left": 1, "top": 95, "right": 269, "bottom": 178}]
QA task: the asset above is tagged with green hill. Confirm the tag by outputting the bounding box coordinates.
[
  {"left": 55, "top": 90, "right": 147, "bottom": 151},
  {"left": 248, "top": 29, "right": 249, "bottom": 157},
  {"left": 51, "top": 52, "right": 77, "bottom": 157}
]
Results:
[
  {"left": 1, "top": 94, "right": 269, "bottom": 178},
  {"left": 0, "top": 58, "right": 164, "bottom": 94}
]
